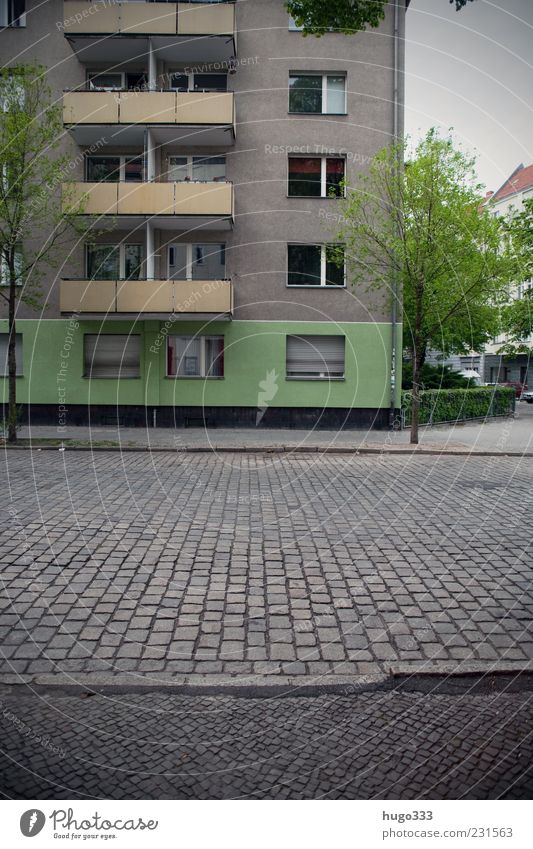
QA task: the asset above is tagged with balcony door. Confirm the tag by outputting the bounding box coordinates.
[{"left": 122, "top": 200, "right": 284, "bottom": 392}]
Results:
[{"left": 168, "top": 244, "right": 225, "bottom": 281}]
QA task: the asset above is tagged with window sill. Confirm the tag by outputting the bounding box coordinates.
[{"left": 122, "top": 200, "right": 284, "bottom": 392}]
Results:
[
  {"left": 286, "top": 195, "right": 345, "bottom": 200},
  {"left": 288, "top": 112, "right": 348, "bottom": 117},
  {"left": 286, "top": 284, "right": 346, "bottom": 289},
  {"left": 286, "top": 376, "right": 345, "bottom": 382},
  {"left": 165, "top": 376, "right": 225, "bottom": 380},
  {"left": 82, "top": 375, "right": 141, "bottom": 380}
]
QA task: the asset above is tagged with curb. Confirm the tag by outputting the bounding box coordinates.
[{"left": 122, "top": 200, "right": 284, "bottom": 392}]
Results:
[
  {"left": 2, "top": 444, "right": 533, "bottom": 458},
  {"left": 1, "top": 664, "right": 531, "bottom": 698}
]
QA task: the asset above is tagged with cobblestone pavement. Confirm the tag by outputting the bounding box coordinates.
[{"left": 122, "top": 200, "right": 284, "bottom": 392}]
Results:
[
  {"left": 1, "top": 453, "right": 532, "bottom": 681},
  {"left": 0, "top": 685, "right": 531, "bottom": 799}
]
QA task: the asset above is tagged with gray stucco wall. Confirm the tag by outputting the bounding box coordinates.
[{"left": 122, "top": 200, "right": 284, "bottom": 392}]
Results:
[{"left": 1, "top": 0, "right": 406, "bottom": 323}]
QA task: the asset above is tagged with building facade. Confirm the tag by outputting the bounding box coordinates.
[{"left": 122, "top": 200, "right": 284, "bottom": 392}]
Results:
[
  {"left": 0, "top": 0, "right": 406, "bottom": 429},
  {"left": 482, "top": 164, "right": 533, "bottom": 388}
]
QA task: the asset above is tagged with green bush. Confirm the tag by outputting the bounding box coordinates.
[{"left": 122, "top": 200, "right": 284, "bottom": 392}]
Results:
[
  {"left": 402, "top": 362, "right": 473, "bottom": 390},
  {"left": 401, "top": 387, "right": 515, "bottom": 426}
]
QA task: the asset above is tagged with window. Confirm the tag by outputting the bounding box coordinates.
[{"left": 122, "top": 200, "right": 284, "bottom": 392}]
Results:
[
  {"left": 0, "top": 0, "right": 25, "bottom": 27},
  {"left": 86, "top": 155, "right": 144, "bottom": 183},
  {"left": 168, "top": 243, "right": 225, "bottom": 280},
  {"left": 86, "top": 244, "right": 144, "bottom": 280},
  {"left": 0, "top": 72, "right": 24, "bottom": 110},
  {"left": 84, "top": 335, "right": 140, "bottom": 379},
  {"left": 167, "top": 155, "right": 226, "bottom": 183},
  {"left": 87, "top": 71, "right": 147, "bottom": 91},
  {"left": 289, "top": 74, "right": 346, "bottom": 115},
  {"left": 0, "top": 246, "right": 23, "bottom": 285},
  {"left": 288, "top": 156, "right": 345, "bottom": 197},
  {"left": 167, "top": 336, "right": 224, "bottom": 378},
  {"left": 287, "top": 244, "right": 345, "bottom": 287},
  {"left": 0, "top": 333, "right": 22, "bottom": 376},
  {"left": 170, "top": 72, "right": 227, "bottom": 92},
  {"left": 286, "top": 335, "right": 345, "bottom": 379}
]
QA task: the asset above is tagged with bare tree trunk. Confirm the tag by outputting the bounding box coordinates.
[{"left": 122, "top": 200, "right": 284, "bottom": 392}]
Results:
[{"left": 7, "top": 265, "right": 17, "bottom": 444}]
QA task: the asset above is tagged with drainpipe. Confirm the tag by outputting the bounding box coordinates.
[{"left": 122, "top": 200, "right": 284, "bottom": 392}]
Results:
[{"left": 389, "top": 0, "right": 401, "bottom": 429}]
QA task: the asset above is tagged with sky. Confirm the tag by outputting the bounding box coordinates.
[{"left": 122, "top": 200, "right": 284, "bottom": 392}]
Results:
[{"left": 405, "top": 0, "right": 533, "bottom": 192}]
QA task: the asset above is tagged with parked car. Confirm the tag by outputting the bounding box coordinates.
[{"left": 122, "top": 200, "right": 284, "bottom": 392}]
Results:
[
  {"left": 521, "top": 388, "right": 533, "bottom": 403},
  {"left": 501, "top": 381, "right": 528, "bottom": 398}
]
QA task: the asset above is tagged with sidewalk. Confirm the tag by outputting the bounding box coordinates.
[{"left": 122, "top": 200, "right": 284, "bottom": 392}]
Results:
[{"left": 12, "top": 402, "right": 533, "bottom": 454}]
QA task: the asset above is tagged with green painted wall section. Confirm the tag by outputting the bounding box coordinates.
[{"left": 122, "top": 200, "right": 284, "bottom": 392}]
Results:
[{"left": 0, "top": 319, "right": 402, "bottom": 409}]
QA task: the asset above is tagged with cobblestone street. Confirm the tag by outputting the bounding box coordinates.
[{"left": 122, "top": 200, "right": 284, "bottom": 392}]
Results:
[
  {"left": 0, "top": 684, "right": 531, "bottom": 799},
  {"left": 1, "top": 451, "right": 532, "bottom": 800},
  {"left": 1, "top": 452, "right": 532, "bottom": 681}
]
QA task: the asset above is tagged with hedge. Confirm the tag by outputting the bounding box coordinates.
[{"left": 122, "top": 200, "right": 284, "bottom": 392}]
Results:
[{"left": 401, "top": 387, "right": 515, "bottom": 426}]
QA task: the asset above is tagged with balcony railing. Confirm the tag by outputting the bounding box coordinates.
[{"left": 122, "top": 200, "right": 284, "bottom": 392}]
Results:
[
  {"left": 62, "top": 2, "right": 235, "bottom": 36},
  {"left": 63, "top": 181, "right": 234, "bottom": 221},
  {"left": 62, "top": 3, "right": 236, "bottom": 63},
  {"left": 63, "top": 90, "right": 234, "bottom": 127},
  {"left": 60, "top": 278, "right": 233, "bottom": 316}
]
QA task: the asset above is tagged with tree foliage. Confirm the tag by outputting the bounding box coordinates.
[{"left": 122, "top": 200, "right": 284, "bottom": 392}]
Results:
[
  {"left": 498, "top": 198, "right": 533, "bottom": 353},
  {"left": 0, "top": 65, "right": 92, "bottom": 442},
  {"left": 286, "top": 0, "right": 476, "bottom": 37},
  {"left": 334, "top": 129, "right": 516, "bottom": 442}
]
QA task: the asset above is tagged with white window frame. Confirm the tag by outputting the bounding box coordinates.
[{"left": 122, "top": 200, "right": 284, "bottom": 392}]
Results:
[
  {"left": 167, "top": 155, "right": 227, "bottom": 183},
  {"left": 288, "top": 72, "right": 347, "bottom": 115},
  {"left": 167, "top": 243, "right": 226, "bottom": 281},
  {"left": 86, "top": 71, "right": 147, "bottom": 92},
  {"left": 0, "top": 0, "right": 26, "bottom": 27},
  {"left": 169, "top": 71, "right": 228, "bottom": 93},
  {"left": 287, "top": 243, "right": 346, "bottom": 288},
  {"left": 286, "top": 335, "right": 345, "bottom": 381},
  {"left": 85, "top": 154, "right": 144, "bottom": 182},
  {"left": 166, "top": 335, "right": 224, "bottom": 379},
  {"left": 287, "top": 155, "right": 345, "bottom": 198},
  {"left": 86, "top": 244, "right": 144, "bottom": 280}
]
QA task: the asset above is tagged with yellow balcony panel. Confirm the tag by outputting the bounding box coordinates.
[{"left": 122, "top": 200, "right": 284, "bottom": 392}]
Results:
[
  {"left": 63, "top": 182, "right": 119, "bottom": 216},
  {"left": 176, "top": 92, "right": 233, "bottom": 125},
  {"left": 63, "top": 2, "right": 120, "bottom": 33},
  {"left": 116, "top": 280, "right": 174, "bottom": 313},
  {"left": 119, "top": 3, "right": 176, "bottom": 35},
  {"left": 118, "top": 91, "right": 177, "bottom": 125},
  {"left": 63, "top": 92, "right": 119, "bottom": 125},
  {"left": 173, "top": 280, "right": 232, "bottom": 314},
  {"left": 177, "top": 2, "right": 234, "bottom": 36},
  {"left": 174, "top": 182, "right": 233, "bottom": 216},
  {"left": 60, "top": 280, "right": 117, "bottom": 314},
  {"left": 117, "top": 183, "right": 175, "bottom": 216}
]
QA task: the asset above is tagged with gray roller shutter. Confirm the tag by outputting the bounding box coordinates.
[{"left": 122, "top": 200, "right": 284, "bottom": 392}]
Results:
[
  {"left": 286, "top": 335, "right": 345, "bottom": 378},
  {"left": 84, "top": 334, "right": 140, "bottom": 378},
  {"left": 0, "top": 333, "right": 23, "bottom": 376}
]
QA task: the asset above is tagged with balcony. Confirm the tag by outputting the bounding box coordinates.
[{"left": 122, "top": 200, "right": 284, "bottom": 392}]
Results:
[
  {"left": 63, "top": 90, "right": 235, "bottom": 146},
  {"left": 63, "top": 181, "right": 234, "bottom": 230},
  {"left": 62, "top": 2, "right": 236, "bottom": 63},
  {"left": 60, "top": 278, "right": 233, "bottom": 318}
]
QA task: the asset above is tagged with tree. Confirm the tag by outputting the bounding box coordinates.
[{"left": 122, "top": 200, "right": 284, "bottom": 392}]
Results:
[
  {"left": 334, "top": 130, "right": 515, "bottom": 444},
  {"left": 286, "top": 0, "right": 476, "bottom": 36},
  {"left": 0, "top": 65, "right": 89, "bottom": 443},
  {"left": 498, "top": 199, "right": 533, "bottom": 354}
]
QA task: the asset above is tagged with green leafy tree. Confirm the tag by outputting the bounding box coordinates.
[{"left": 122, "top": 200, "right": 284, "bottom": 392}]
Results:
[
  {"left": 334, "top": 130, "right": 515, "bottom": 444},
  {"left": 401, "top": 362, "right": 471, "bottom": 390},
  {"left": 498, "top": 199, "right": 533, "bottom": 354},
  {"left": 286, "top": 0, "right": 476, "bottom": 36},
  {"left": 0, "top": 65, "right": 91, "bottom": 443}
]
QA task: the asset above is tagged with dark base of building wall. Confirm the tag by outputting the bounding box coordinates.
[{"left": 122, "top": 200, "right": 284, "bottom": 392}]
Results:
[{"left": 7, "top": 405, "right": 392, "bottom": 430}]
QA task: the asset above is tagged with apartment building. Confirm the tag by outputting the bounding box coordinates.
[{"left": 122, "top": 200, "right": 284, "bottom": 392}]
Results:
[{"left": 0, "top": 0, "right": 406, "bottom": 429}]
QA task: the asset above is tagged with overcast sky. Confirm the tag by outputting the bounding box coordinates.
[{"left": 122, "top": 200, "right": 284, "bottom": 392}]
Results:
[{"left": 405, "top": 0, "right": 533, "bottom": 192}]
